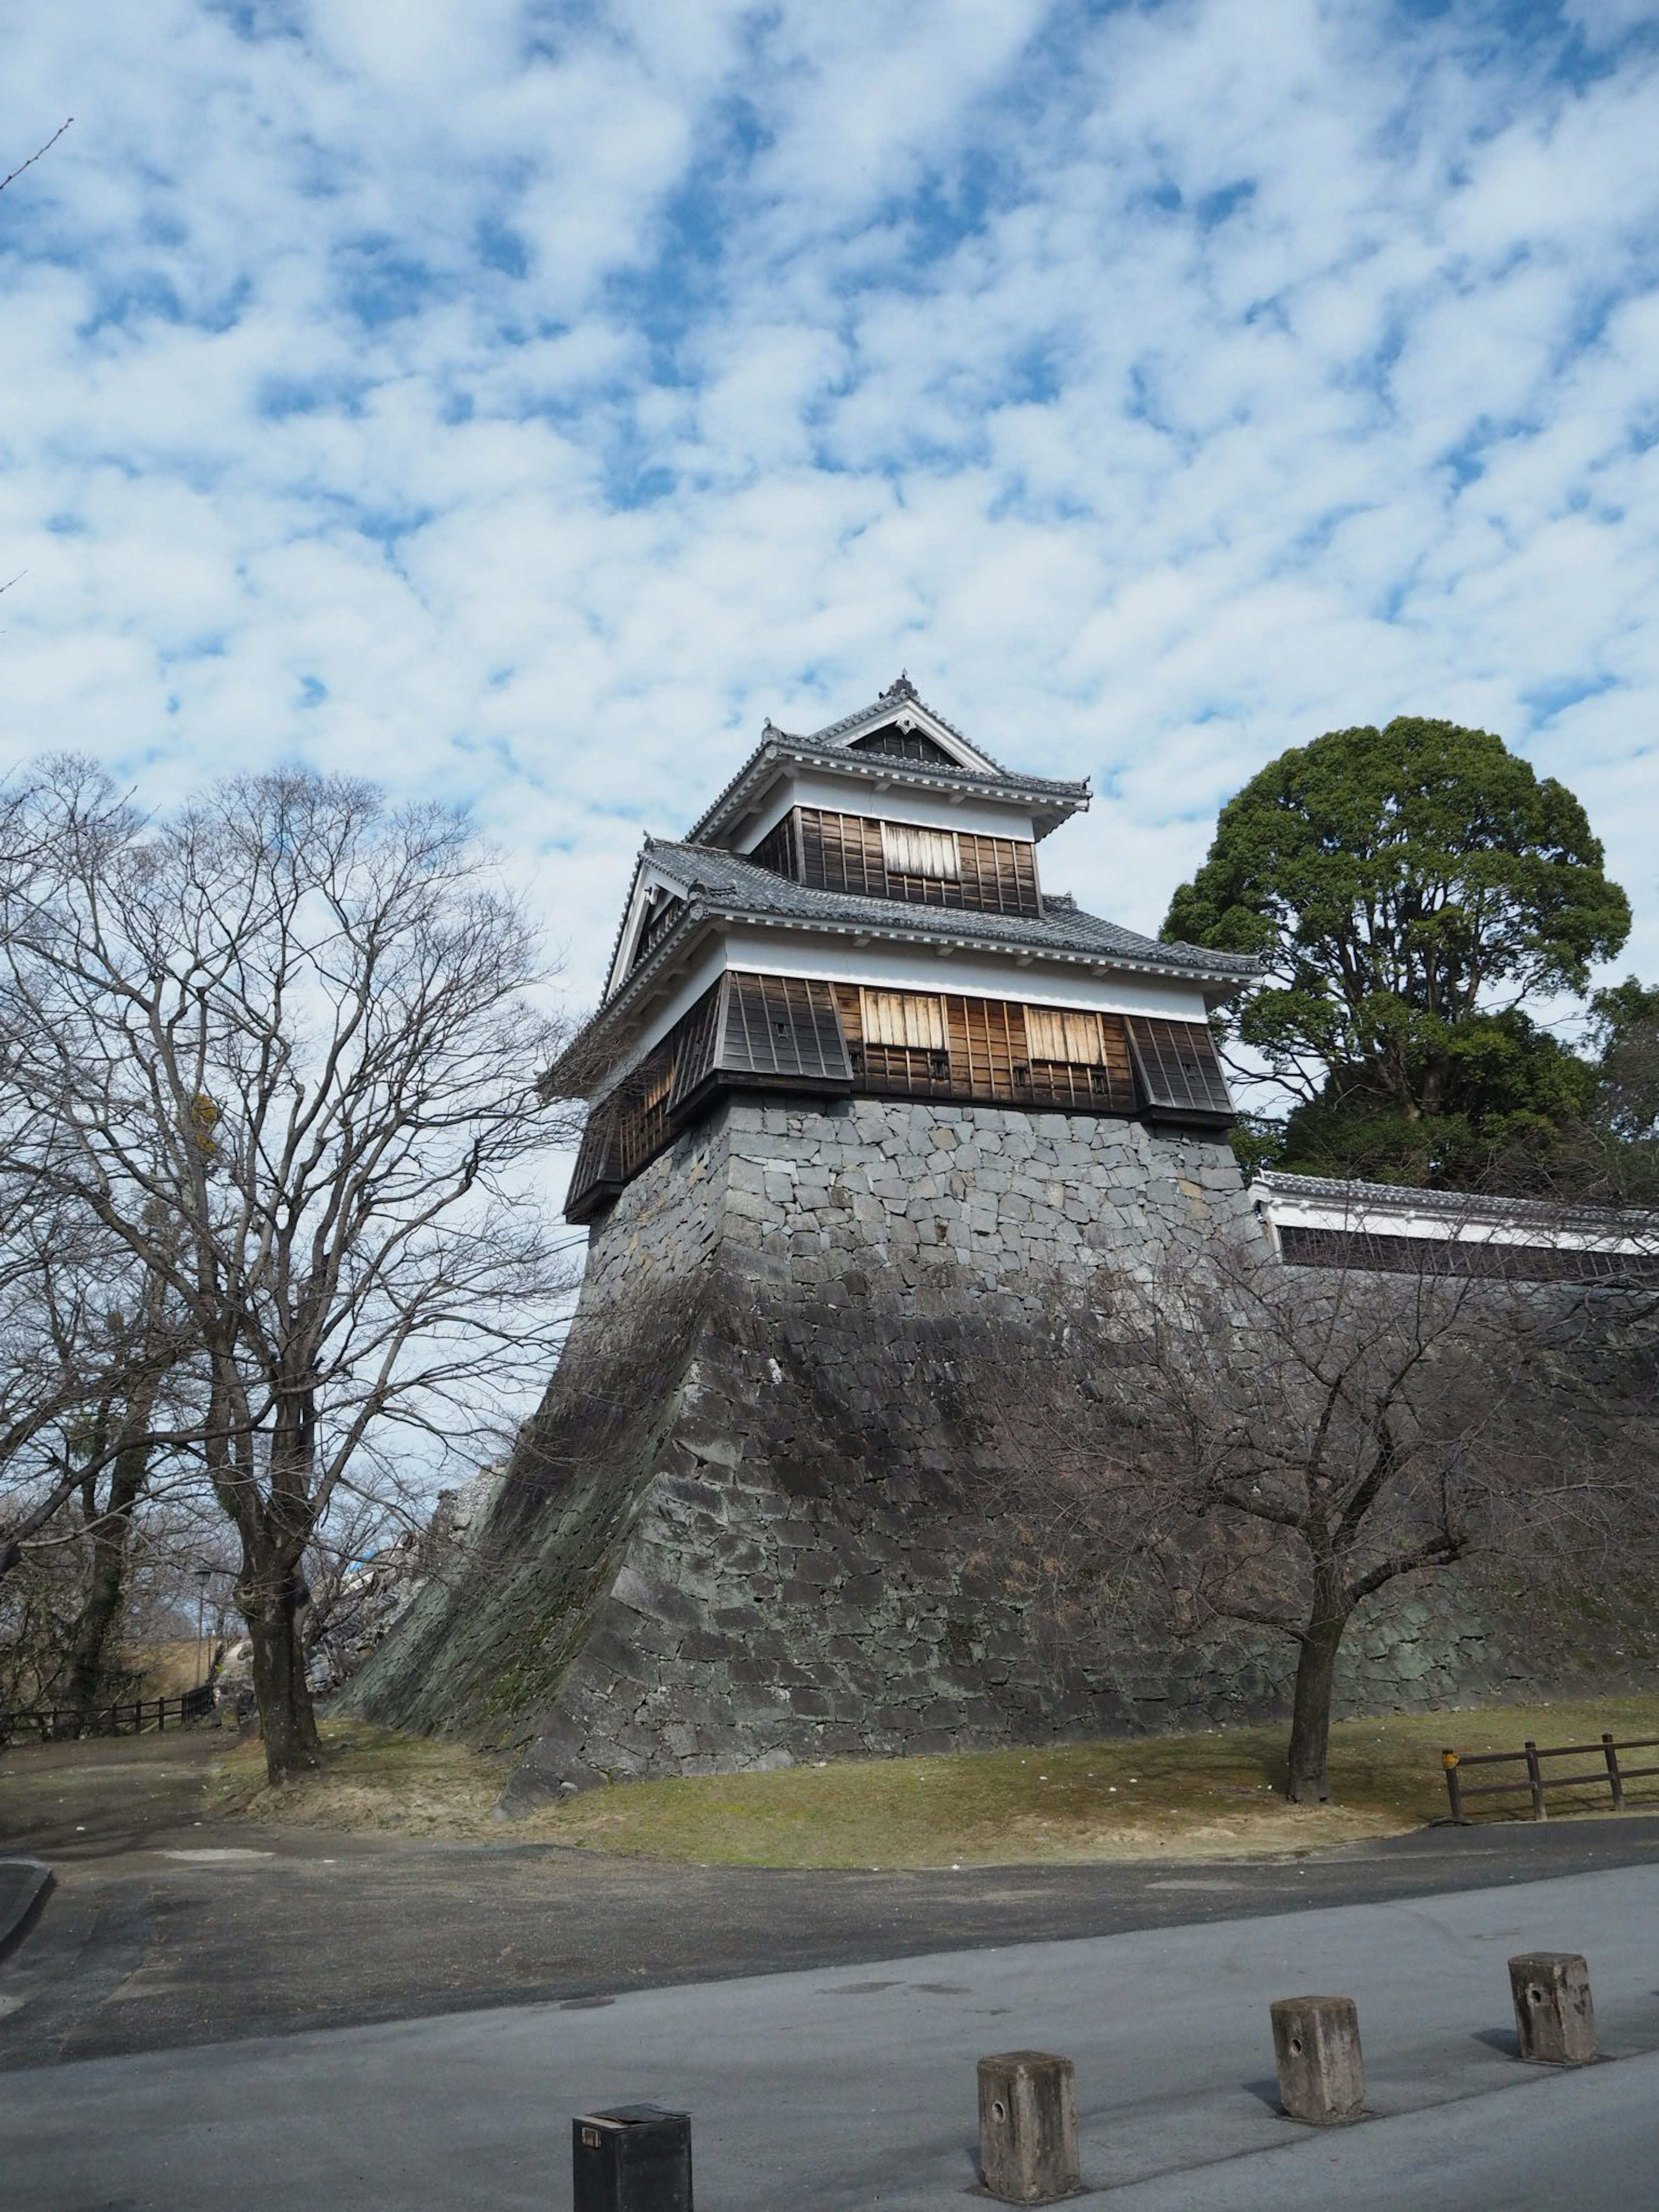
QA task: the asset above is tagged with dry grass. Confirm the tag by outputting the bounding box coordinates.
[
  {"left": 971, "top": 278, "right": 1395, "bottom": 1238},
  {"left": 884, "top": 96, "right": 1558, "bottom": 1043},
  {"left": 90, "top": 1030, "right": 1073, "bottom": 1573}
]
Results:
[
  {"left": 526, "top": 1695, "right": 1659, "bottom": 1867},
  {"left": 127, "top": 1639, "right": 216, "bottom": 1700},
  {"left": 207, "top": 1695, "right": 1659, "bottom": 1865},
  {"left": 207, "top": 1719, "right": 513, "bottom": 1837}
]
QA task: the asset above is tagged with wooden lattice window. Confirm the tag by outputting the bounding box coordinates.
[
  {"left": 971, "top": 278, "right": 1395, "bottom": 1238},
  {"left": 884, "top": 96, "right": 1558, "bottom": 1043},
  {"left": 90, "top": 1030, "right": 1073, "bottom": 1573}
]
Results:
[{"left": 1023, "top": 1005, "right": 1136, "bottom": 1111}]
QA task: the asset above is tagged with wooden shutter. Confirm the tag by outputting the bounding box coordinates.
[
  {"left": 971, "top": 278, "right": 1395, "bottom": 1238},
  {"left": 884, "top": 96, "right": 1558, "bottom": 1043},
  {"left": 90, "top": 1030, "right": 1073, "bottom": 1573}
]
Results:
[
  {"left": 879, "top": 822, "right": 960, "bottom": 880},
  {"left": 1024, "top": 1006, "right": 1108, "bottom": 1064},
  {"left": 1125, "top": 1017, "right": 1233, "bottom": 1119},
  {"left": 718, "top": 973, "right": 853, "bottom": 1084},
  {"left": 666, "top": 979, "right": 723, "bottom": 1114},
  {"left": 801, "top": 809, "right": 886, "bottom": 898},
  {"left": 861, "top": 990, "right": 947, "bottom": 1049},
  {"left": 564, "top": 1096, "right": 623, "bottom": 1221}
]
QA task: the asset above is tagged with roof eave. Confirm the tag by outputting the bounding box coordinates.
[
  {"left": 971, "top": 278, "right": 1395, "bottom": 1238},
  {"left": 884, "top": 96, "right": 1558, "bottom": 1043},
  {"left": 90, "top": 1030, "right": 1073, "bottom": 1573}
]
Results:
[
  {"left": 686, "top": 741, "right": 1091, "bottom": 849},
  {"left": 547, "top": 901, "right": 1256, "bottom": 1096}
]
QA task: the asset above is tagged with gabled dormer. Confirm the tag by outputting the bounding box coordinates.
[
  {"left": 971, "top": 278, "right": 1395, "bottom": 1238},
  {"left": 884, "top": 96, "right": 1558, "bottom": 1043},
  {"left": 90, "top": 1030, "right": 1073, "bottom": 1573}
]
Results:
[{"left": 689, "top": 675, "right": 1089, "bottom": 858}]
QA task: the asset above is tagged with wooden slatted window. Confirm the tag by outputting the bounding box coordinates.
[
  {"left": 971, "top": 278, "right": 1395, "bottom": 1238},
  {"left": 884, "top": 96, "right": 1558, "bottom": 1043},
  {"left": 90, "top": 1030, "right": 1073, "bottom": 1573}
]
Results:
[
  {"left": 748, "top": 817, "right": 798, "bottom": 880},
  {"left": 957, "top": 834, "right": 1040, "bottom": 918},
  {"left": 720, "top": 973, "right": 853, "bottom": 1084},
  {"left": 1125, "top": 1016, "right": 1233, "bottom": 1120},
  {"left": 799, "top": 809, "right": 887, "bottom": 898},
  {"left": 615, "top": 1043, "right": 675, "bottom": 1178}
]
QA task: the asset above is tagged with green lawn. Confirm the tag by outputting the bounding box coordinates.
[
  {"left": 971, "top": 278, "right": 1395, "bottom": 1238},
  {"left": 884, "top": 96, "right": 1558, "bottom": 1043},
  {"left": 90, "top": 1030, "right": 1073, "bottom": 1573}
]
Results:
[{"left": 213, "top": 1694, "right": 1659, "bottom": 1866}]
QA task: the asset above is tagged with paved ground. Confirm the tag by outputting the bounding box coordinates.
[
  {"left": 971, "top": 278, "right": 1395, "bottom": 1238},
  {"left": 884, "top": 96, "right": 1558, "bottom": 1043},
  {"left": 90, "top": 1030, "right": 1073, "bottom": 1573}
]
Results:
[
  {"left": 6, "top": 1729, "right": 1659, "bottom": 2069},
  {"left": 1, "top": 1858, "right": 1654, "bottom": 2209},
  {"left": 0, "top": 1859, "right": 52, "bottom": 1962}
]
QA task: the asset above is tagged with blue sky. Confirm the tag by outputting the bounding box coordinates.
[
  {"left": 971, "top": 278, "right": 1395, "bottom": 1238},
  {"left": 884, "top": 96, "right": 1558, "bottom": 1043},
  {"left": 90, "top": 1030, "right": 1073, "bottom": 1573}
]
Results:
[{"left": 3, "top": 0, "right": 1658, "bottom": 1019}]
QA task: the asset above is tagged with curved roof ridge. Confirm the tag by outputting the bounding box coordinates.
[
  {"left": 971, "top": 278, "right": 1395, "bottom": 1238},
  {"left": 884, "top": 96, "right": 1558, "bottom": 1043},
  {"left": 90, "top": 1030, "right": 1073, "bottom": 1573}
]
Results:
[{"left": 792, "top": 675, "right": 1003, "bottom": 768}]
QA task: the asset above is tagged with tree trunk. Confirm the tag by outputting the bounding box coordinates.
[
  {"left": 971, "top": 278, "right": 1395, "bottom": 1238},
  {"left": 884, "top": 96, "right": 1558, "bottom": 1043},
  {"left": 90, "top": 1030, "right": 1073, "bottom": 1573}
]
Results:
[
  {"left": 1286, "top": 1576, "right": 1349, "bottom": 1804},
  {"left": 239, "top": 1550, "right": 321, "bottom": 1784},
  {"left": 63, "top": 1438, "right": 149, "bottom": 1731}
]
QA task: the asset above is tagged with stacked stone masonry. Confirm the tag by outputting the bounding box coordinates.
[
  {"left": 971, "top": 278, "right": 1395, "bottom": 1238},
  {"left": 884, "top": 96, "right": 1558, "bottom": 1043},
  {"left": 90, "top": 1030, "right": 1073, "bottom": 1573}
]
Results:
[{"left": 348, "top": 1095, "right": 1659, "bottom": 1798}]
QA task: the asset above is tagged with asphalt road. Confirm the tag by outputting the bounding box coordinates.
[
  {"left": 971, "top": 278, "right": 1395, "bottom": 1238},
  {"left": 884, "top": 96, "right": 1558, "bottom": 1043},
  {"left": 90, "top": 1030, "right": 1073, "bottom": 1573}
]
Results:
[
  {"left": 2, "top": 1859, "right": 1656, "bottom": 2209},
  {"left": 6, "top": 1732, "right": 1659, "bottom": 2066}
]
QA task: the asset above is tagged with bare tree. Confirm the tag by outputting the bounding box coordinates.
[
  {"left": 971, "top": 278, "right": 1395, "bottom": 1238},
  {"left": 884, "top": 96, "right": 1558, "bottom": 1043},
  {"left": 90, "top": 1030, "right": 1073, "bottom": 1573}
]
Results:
[
  {"left": 994, "top": 1239, "right": 1657, "bottom": 1804},
  {"left": 0, "top": 761, "right": 580, "bottom": 1780}
]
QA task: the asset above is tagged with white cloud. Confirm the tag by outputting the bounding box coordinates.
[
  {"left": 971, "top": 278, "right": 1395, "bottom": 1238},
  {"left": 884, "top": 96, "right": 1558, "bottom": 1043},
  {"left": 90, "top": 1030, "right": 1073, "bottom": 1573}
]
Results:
[{"left": 0, "top": 0, "right": 1655, "bottom": 1017}]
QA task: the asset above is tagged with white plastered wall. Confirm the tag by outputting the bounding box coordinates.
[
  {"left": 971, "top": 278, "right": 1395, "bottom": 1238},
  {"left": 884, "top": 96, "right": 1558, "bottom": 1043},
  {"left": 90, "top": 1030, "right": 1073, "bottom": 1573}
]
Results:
[
  {"left": 607, "top": 925, "right": 1217, "bottom": 1082},
  {"left": 737, "top": 769, "right": 1040, "bottom": 849}
]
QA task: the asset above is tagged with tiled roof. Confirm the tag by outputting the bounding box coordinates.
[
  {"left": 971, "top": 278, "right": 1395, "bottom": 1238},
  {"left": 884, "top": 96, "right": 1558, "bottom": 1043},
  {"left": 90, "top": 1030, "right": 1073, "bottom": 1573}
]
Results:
[
  {"left": 684, "top": 730, "right": 1088, "bottom": 848},
  {"left": 642, "top": 841, "right": 1255, "bottom": 976},
  {"left": 1253, "top": 1170, "right": 1659, "bottom": 1239},
  {"left": 549, "top": 842, "right": 1257, "bottom": 1091}
]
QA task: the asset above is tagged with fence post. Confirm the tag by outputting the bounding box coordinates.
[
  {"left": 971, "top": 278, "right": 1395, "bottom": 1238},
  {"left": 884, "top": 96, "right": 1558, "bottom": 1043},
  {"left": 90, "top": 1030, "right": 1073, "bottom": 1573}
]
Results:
[
  {"left": 1602, "top": 1733, "right": 1623, "bottom": 1811},
  {"left": 1442, "top": 1750, "right": 1465, "bottom": 1825},
  {"left": 1524, "top": 1740, "right": 1546, "bottom": 1821}
]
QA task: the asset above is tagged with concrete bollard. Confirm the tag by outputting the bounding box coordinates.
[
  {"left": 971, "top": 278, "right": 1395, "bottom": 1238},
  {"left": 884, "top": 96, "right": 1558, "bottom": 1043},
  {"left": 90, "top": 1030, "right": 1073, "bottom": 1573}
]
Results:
[
  {"left": 977, "top": 2050, "right": 1080, "bottom": 2204},
  {"left": 572, "top": 2104, "right": 693, "bottom": 2212},
  {"left": 1509, "top": 1953, "right": 1598, "bottom": 2067},
  {"left": 1269, "top": 1996, "right": 1366, "bottom": 2124}
]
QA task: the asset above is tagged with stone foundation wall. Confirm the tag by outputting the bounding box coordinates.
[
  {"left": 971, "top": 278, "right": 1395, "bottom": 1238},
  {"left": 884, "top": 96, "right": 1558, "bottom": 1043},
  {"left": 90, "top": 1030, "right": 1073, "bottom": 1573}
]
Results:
[{"left": 346, "top": 1094, "right": 1659, "bottom": 1797}]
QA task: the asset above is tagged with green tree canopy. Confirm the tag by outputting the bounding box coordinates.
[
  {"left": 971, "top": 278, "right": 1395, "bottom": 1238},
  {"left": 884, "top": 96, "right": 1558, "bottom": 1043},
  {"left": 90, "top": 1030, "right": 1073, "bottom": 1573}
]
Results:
[{"left": 1164, "top": 716, "right": 1631, "bottom": 1186}]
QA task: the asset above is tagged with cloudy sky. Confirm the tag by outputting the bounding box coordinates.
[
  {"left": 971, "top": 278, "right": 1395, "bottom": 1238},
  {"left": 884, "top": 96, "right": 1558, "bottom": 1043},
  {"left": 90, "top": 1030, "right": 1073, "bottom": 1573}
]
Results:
[{"left": 3, "top": 0, "right": 1658, "bottom": 1023}]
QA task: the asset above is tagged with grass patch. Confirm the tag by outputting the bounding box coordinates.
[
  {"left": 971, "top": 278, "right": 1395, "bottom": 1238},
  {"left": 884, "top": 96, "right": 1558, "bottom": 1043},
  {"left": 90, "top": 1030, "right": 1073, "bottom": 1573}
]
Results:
[
  {"left": 205, "top": 1696, "right": 1659, "bottom": 1864},
  {"left": 526, "top": 1694, "right": 1659, "bottom": 1868},
  {"left": 207, "top": 1718, "right": 512, "bottom": 1837}
]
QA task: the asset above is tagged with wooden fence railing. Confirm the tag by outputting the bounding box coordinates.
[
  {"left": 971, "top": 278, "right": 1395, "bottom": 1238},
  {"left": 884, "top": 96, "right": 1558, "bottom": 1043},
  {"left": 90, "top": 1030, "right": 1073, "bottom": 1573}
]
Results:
[
  {"left": 1442, "top": 1732, "right": 1659, "bottom": 1824},
  {"left": 0, "top": 1684, "right": 216, "bottom": 1745}
]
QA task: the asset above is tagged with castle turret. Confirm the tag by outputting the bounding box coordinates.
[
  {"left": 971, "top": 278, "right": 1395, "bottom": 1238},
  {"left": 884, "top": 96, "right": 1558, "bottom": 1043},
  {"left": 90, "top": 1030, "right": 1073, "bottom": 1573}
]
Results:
[{"left": 556, "top": 677, "right": 1254, "bottom": 1221}]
